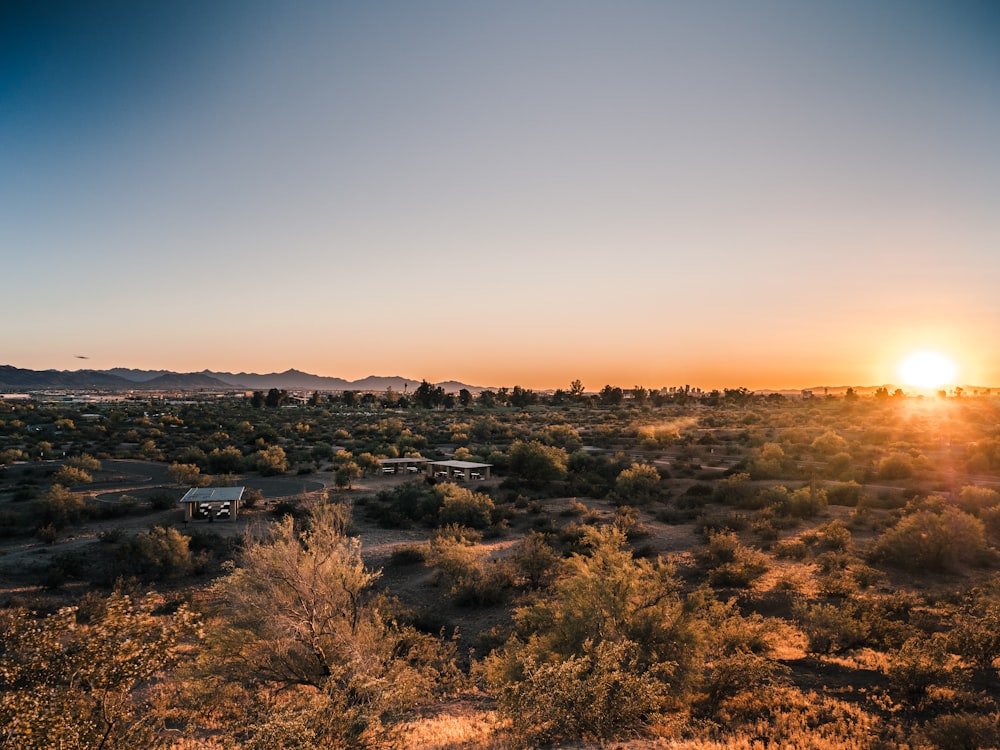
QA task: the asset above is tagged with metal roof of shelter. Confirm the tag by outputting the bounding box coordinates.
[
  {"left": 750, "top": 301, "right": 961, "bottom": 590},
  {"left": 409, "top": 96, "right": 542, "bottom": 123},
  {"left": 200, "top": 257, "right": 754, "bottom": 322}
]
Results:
[
  {"left": 179, "top": 486, "right": 245, "bottom": 505},
  {"left": 428, "top": 460, "right": 493, "bottom": 469},
  {"left": 378, "top": 457, "right": 430, "bottom": 464}
]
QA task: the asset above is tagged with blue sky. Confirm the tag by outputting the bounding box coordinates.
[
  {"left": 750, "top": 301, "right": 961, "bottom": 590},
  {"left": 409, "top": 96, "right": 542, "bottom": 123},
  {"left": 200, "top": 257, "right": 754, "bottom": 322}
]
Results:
[{"left": 3, "top": 1, "right": 998, "bottom": 390}]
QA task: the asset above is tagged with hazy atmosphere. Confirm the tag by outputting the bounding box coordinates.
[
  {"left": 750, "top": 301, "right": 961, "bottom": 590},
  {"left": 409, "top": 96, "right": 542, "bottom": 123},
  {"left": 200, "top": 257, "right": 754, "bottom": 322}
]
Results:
[{"left": 3, "top": 1, "right": 998, "bottom": 390}]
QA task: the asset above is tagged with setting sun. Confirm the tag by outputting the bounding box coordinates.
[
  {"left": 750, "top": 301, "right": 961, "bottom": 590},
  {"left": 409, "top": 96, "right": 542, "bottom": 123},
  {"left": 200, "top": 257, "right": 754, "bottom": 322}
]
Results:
[{"left": 898, "top": 351, "right": 958, "bottom": 388}]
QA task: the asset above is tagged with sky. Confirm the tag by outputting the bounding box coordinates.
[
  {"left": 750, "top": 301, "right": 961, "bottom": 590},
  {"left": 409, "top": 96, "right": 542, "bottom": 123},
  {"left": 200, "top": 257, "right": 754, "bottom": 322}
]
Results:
[{"left": 2, "top": 1, "right": 999, "bottom": 391}]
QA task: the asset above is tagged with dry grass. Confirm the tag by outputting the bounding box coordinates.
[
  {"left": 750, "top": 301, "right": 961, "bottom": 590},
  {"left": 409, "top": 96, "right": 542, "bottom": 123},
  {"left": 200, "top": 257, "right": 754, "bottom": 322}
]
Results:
[{"left": 396, "top": 694, "right": 506, "bottom": 749}]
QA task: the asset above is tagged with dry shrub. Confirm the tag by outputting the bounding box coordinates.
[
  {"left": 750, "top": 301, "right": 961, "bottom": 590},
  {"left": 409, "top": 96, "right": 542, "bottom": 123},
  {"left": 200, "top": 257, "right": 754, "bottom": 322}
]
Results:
[
  {"left": 883, "top": 635, "right": 954, "bottom": 705},
  {"left": 873, "top": 506, "right": 988, "bottom": 573},
  {"left": 428, "top": 535, "right": 513, "bottom": 606},
  {"left": 486, "top": 639, "right": 667, "bottom": 747},
  {"left": 702, "top": 531, "right": 768, "bottom": 588},
  {"left": 918, "top": 711, "right": 1000, "bottom": 750},
  {"left": 708, "top": 685, "right": 887, "bottom": 749}
]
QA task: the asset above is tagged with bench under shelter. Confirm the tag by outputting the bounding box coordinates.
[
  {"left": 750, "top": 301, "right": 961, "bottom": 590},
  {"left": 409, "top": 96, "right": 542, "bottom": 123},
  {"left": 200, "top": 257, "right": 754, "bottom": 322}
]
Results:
[{"left": 428, "top": 460, "right": 493, "bottom": 481}]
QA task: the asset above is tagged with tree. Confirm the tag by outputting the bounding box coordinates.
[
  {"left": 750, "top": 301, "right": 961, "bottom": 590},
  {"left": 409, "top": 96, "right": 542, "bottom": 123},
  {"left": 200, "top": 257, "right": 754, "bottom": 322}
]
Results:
[
  {"left": 265, "top": 388, "right": 289, "bottom": 408},
  {"left": 0, "top": 590, "right": 198, "bottom": 750},
  {"left": 414, "top": 380, "right": 445, "bottom": 409},
  {"left": 335, "top": 460, "right": 361, "bottom": 490},
  {"left": 599, "top": 384, "right": 624, "bottom": 405},
  {"left": 458, "top": 388, "right": 473, "bottom": 407},
  {"left": 569, "top": 379, "right": 586, "bottom": 400},
  {"left": 208, "top": 504, "right": 460, "bottom": 747},
  {"left": 510, "top": 385, "right": 536, "bottom": 407}
]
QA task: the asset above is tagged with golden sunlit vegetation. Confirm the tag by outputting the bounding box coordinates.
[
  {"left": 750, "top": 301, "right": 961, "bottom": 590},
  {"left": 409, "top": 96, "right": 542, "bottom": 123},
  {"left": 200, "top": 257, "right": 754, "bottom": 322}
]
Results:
[{"left": 2, "top": 385, "right": 1000, "bottom": 748}]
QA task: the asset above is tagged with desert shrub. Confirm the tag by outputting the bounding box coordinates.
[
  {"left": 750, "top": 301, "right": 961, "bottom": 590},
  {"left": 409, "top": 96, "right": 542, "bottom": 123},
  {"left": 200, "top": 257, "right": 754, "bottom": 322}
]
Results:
[
  {"left": 36, "top": 484, "right": 85, "bottom": 529},
  {"left": 436, "top": 482, "right": 495, "bottom": 529},
  {"left": 981, "top": 506, "right": 1000, "bottom": 541},
  {"left": 786, "top": 485, "right": 828, "bottom": 518},
  {"left": 207, "top": 446, "right": 244, "bottom": 473},
  {"left": 389, "top": 543, "right": 429, "bottom": 566},
  {"left": 114, "top": 526, "right": 194, "bottom": 580},
  {"left": 699, "top": 512, "right": 749, "bottom": 536},
  {"left": 702, "top": 531, "right": 768, "bottom": 589},
  {"left": 883, "top": 635, "right": 953, "bottom": 704},
  {"left": 367, "top": 481, "right": 440, "bottom": 527},
  {"left": 209, "top": 505, "right": 463, "bottom": 748},
  {"left": 149, "top": 491, "right": 179, "bottom": 510},
  {"left": 956, "top": 485, "right": 1000, "bottom": 515},
  {"left": 877, "top": 452, "right": 914, "bottom": 480},
  {"left": 825, "top": 480, "right": 864, "bottom": 506},
  {"left": 508, "top": 531, "right": 558, "bottom": 588},
  {"left": 873, "top": 506, "right": 988, "bottom": 573},
  {"left": 242, "top": 487, "right": 263, "bottom": 508},
  {"left": 919, "top": 712, "right": 1000, "bottom": 750},
  {"left": 36, "top": 524, "right": 59, "bottom": 544},
  {"left": 698, "top": 651, "right": 791, "bottom": 717},
  {"left": 427, "top": 534, "right": 512, "bottom": 606},
  {"left": 796, "top": 601, "right": 871, "bottom": 654},
  {"left": 817, "top": 569, "right": 859, "bottom": 598},
  {"left": 773, "top": 538, "right": 809, "bottom": 560},
  {"left": 481, "top": 525, "right": 699, "bottom": 745},
  {"left": 613, "top": 504, "right": 648, "bottom": 539},
  {"left": 713, "top": 472, "right": 757, "bottom": 507},
  {"left": 826, "top": 451, "right": 854, "bottom": 479},
  {"left": 254, "top": 445, "right": 288, "bottom": 476},
  {"left": 749, "top": 443, "right": 789, "bottom": 480},
  {"left": 65, "top": 453, "right": 101, "bottom": 472},
  {"left": 559, "top": 497, "right": 588, "bottom": 517},
  {"left": 97, "top": 527, "right": 127, "bottom": 544},
  {"left": 812, "top": 431, "right": 849, "bottom": 455},
  {"left": 270, "top": 497, "right": 307, "bottom": 518},
  {"left": 816, "top": 520, "right": 852, "bottom": 551},
  {"left": 167, "top": 462, "right": 207, "bottom": 487},
  {"left": 948, "top": 600, "right": 1000, "bottom": 672},
  {"left": 485, "top": 639, "right": 666, "bottom": 747},
  {"left": 747, "top": 513, "right": 776, "bottom": 542},
  {"left": 506, "top": 439, "right": 568, "bottom": 484},
  {"left": 612, "top": 462, "right": 661, "bottom": 505},
  {"left": 0, "top": 590, "right": 198, "bottom": 750},
  {"left": 52, "top": 465, "right": 92, "bottom": 486}
]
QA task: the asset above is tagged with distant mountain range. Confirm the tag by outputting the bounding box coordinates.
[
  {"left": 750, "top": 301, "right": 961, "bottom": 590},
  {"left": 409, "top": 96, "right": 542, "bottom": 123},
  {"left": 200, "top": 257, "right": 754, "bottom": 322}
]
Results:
[{"left": 0, "top": 366, "right": 484, "bottom": 394}]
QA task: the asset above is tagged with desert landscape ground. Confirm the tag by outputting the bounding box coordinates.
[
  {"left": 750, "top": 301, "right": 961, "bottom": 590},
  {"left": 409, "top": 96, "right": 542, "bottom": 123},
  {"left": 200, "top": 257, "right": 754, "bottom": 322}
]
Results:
[{"left": 2, "top": 388, "right": 1000, "bottom": 748}]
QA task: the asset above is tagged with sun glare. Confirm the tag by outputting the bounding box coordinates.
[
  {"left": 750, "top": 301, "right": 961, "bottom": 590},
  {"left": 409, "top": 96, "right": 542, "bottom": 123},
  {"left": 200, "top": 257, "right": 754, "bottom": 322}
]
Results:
[{"left": 898, "top": 351, "right": 958, "bottom": 389}]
